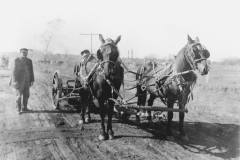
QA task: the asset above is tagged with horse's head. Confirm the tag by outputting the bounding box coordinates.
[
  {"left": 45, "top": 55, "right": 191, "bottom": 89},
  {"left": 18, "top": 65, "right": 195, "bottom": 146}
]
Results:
[
  {"left": 97, "top": 34, "right": 121, "bottom": 78},
  {"left": 186, "top": 35, "right": 210, "bottom": 75}
]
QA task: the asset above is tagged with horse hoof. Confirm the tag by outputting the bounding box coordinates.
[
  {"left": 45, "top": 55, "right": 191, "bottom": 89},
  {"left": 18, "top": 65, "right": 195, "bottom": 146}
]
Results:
[
  {"left": 166, "top": 136, "right": 174, "bottom": 141},
  {"left": 85, "top": 118, "right": 91, "bottom": 123},
  {"left": 99, "top": 135, "right": 107, "bottom": 141},
  {"left": 109, "top": 134, "right": 114, "bottom": 140},
  {"left": 79, "top": 120, "right": 85, "bottom": 124},
  {"left": 180, "top": 135, "right": 189, "bottom": 141}
]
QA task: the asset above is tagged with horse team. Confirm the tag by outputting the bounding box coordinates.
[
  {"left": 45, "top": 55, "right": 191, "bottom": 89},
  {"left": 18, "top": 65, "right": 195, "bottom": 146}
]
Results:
[{"left": 74, "top": 34, "right": 210, "bottom": 141}]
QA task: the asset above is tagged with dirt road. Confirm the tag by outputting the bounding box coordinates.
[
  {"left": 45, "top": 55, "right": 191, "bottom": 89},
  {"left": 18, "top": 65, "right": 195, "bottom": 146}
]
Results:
[{"left": 0, "top": 68, "right": 239, "bottom": 160}]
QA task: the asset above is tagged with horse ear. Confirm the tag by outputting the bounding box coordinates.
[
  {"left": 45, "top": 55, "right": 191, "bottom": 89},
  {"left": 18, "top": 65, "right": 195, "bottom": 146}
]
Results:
[
  {"left": 97, "top": 49, "right": 103, "bottom": 60},
  {"left": 99, "top": 34, "right": 105, "bottom": 44},
  {"left": 114, "top": 35, "right": 121, "bottom": 45},
  {"left": 195, "top": 37, "right": 200, "bottom": 42},
  {"left": 187, "top": 35, "right": 194, "bottom": 44}
]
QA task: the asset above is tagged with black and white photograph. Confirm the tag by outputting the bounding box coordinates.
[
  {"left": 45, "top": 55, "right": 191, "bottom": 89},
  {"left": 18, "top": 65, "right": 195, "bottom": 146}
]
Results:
[{"left": 0, "top": 0, "right": 239, "bottom": 159}]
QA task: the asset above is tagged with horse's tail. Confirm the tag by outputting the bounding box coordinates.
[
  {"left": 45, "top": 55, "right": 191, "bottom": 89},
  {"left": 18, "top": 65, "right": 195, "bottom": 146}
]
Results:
[{"left": 136, "top": 67, "right": 147, "bottom": 106}]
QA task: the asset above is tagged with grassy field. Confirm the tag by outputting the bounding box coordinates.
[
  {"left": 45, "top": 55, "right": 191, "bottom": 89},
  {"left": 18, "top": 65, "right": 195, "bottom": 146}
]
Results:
[{"left": 192, "top": 64, "right": 240, "bottom": 117}]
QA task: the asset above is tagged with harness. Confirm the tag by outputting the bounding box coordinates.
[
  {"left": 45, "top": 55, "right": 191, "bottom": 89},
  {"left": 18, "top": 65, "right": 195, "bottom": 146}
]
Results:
[
  {"left": 76, "top": 43, "right": 124, "bottom": 107},
  {"left": 78, "top": 54, "right": 96, "bottom": 80},
  {"left": 184, "top": 42, "right": 207, "bottom": 70},
  {"left": 136, "top": 42, "right": 208, "bottom": 106}
]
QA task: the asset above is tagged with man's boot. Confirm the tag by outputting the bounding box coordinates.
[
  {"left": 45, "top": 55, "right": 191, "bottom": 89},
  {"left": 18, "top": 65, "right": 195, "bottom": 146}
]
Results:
[
  {"left": 16, "top": 102, "right": 22, "bottom": 114},
  {"left": 22, "top": 98, "right": 31, "bottom": 111}
]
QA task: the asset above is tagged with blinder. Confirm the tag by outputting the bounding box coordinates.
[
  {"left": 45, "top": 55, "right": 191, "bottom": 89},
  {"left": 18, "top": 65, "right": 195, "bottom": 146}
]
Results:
[
  {"left": 102, "top": 45, "right": 112, "bottom": 55},
  {"left": 97, "top": 49, "right": 103, "bottom": 60},
  {"left": 96, "top": 43, "right": 120, "bottom": 71},
  {"left": 97, "top": 43, "right": 119, "bottom": 60}
]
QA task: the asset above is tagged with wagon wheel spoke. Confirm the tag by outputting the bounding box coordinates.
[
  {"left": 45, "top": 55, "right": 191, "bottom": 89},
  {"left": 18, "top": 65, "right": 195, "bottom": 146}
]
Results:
[{"left": 51, "top": 72, "right": 63, "bottom": 110}]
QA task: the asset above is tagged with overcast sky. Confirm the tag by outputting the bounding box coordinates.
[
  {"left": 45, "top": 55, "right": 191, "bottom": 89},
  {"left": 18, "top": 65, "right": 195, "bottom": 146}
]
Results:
[{"left": 0, "top": 0, "right": 239, "bottom": 61}]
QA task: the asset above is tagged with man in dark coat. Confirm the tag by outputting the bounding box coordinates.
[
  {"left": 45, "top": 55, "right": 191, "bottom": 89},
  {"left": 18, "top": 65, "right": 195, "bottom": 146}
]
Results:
[{"left": 10, "top": 48, "right": 34, "bottom": 114}]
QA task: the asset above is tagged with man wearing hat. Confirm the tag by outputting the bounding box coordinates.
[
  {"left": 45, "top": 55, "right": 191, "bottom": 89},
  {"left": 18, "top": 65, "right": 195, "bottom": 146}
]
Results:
[
  {"left": 81, "top": 49, "right": 90, "bottom": 56},
  {"left": 74, "top": 49, "right": 90, "bottom": 78},
  {"left": 10, "top": 48, "right": 34, "bottom": 114}
]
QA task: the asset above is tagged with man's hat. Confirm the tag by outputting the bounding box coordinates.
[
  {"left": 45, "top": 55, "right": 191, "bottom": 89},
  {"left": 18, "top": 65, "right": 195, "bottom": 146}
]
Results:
[
  {"left": 20, "top": 48, "right": 28, "bottom": 53},
  {"left": 81, "top": 49, "right": 90, "bottom": 55}
]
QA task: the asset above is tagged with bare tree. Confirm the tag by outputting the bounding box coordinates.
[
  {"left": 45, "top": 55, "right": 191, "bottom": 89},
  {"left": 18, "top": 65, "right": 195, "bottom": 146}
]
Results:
[{"left": 40, "top": 19, "right": 65, "bottom": 56}]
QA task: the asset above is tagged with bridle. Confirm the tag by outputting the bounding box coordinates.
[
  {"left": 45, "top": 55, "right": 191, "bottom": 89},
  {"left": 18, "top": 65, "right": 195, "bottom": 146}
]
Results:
[
  {"left": 95, "top": 42, "right": 123, "bottom": 99},
  {"left": 98, "top": 43, "right": 119, "bottom": 74},
  {"left": 184, "top": 42, "right": 208, "bottom": 70}
]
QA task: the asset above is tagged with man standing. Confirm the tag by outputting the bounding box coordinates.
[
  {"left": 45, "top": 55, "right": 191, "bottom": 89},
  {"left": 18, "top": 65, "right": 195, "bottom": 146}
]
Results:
[{"left": 10, "top": 48, "right": 34, "bottom": 114}]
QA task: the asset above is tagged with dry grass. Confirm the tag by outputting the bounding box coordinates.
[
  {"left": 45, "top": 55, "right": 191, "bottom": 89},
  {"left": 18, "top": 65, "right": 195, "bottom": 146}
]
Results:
[{"left": 190, "top": 64, "right": 240, "bottom": 118}]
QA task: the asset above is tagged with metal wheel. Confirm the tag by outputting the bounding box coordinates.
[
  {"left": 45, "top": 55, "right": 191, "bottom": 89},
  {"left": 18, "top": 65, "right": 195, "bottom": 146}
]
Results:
[{"left": 51, "top": 71, "right": 63, "bottom": 109}]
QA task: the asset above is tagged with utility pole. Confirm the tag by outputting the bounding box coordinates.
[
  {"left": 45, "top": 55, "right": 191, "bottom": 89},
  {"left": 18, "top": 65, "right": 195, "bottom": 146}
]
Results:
[
  {"left": 79, "top": 33, "right": 99, "bottom": 53},
  {"left": 131, "top": 49, "right": 133, "bottom": 60}
]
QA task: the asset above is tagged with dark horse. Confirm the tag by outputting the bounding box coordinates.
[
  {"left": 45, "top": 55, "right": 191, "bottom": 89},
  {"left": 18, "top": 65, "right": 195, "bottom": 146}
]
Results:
[
  {"left": 76, "top": 34, "right": 123, "bottom": 140},
  {"left": 135, "top": 35, "right": 210, "bottom": 141}
]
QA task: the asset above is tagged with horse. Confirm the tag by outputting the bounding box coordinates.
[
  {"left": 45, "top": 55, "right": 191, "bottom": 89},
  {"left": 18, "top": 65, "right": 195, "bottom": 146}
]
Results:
[
  {"left": 135, "top": 35, "right": 210, "bottom": 141},
  {"left": 76, "top": 34, "right": 123, "bottom": 140}
]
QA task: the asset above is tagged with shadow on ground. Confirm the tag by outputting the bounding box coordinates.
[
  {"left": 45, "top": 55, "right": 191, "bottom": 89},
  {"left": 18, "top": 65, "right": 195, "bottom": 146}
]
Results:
[{"left": 118, "top": 116, "right": 240, "bottom": 159}]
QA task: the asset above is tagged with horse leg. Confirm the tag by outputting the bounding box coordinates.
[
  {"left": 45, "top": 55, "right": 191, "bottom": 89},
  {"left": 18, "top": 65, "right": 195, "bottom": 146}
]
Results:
[
  {"left": 135, "top": 94, "right": 146, "bottom": 124},
  {"left": 135, "top": 109, "right": 140, "bottom": 124},
  {"left": 85, "top": 102, "right": 91, "bottom": 123},
  {"left": 135, "top": 86, "right": 140, "bottom": 123},
  {"left": 147, "top": 94, "right": 156, "bottom": 126},
  {"left": 99, "top": 99, "right": 107, "bottom": 140},
  {"left": 166, "top": 98, "right": 175, "bottom": 141},
  {"left": 78, "top": 83, "right": 85, "bottom": 124},
  {"left": 79, "top": 102, "right": 86, "bottom": 124},
  {"left": 178, "top": 101, "right": 189, "bottom": 140},
  {"left": 107, "top": 99, "right": 114, "bottom": 140},
  {"left": 135, "top": 85, "right": 147, "bottom": 124}
]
